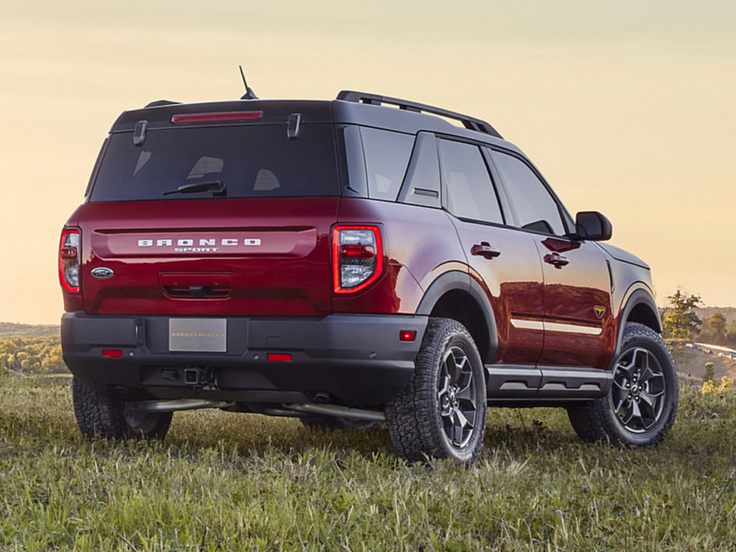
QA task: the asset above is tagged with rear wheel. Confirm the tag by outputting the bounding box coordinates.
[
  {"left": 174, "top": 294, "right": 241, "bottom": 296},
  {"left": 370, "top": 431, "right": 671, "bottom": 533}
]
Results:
[
  {"left": 72, "top": 378, "right": 172, "bottom": 440},
  {"left": 385, "top": 318, "right": 487, "bottom": 464},
  {"left": 567, "top": 323, "right": 678, "bottom": 446}
]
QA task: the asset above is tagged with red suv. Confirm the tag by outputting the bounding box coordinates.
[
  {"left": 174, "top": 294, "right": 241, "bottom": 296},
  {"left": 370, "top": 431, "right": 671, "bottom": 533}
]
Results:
[{"left": 60, "top": 90, "right": 677, "bottom": 463}]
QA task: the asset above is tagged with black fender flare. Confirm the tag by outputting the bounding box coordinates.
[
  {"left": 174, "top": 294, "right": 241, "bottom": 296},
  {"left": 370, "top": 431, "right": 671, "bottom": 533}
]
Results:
[
  {"left": 615, "top": 288, "right": 662, "bottom": 356},
  {"left": 416, "top": 270, "right": 498, "bottom": 363}
]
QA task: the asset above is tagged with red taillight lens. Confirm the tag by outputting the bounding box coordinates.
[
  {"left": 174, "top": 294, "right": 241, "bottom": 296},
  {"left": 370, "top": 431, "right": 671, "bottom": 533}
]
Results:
[
  {"left": 332, "top": 225, "right": 383, "bottom": 294},
  {"left": 102, "top": 349, "right": 123, "bottom": 359},
  {"left": 399, "top": 330, "right": 417, "bottom": 342},
  {"left": 59, "top": 228, "right": 81, "bottom": 294},
  {"left": 171, "top": 111, "right": 263, "bottom": 124},
  {"left": 339, "top": 244, "right": 376, "bottom": 258}
]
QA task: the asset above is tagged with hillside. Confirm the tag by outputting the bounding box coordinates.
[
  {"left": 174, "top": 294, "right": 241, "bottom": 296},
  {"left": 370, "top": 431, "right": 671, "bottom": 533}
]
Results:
[
  {"left": 669, "top": 341, "right": 736, "bottom": 381},
  {"left": 694, "top": 306, "right": 736, "bottom": 324},
  {"left": 0, "top": 322, "right": 59, "bottom": 338}
]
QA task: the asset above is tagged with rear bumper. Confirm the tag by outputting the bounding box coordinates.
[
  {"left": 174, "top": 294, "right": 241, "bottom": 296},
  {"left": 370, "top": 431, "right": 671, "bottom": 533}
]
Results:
[{"left": 61, "top": 312, "right": 427, "bottom": 407}]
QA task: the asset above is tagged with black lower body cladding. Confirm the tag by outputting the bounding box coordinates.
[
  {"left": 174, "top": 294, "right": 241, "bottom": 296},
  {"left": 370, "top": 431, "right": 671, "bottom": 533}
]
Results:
[{"left": 61, "top": 312, "right": 428, "bottom": 407}]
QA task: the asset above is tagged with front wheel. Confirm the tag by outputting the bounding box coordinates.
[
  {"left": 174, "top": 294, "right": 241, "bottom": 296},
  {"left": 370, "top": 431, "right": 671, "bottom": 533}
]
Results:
[
  {"left": 385, "top": 318, "right": 487, "bottom": 464},
  {"left": 567, "top": 323, "right": 678, "bottom": 446},
  {"left": 72, "top": 378, "right": 172, "bottom": 440}
]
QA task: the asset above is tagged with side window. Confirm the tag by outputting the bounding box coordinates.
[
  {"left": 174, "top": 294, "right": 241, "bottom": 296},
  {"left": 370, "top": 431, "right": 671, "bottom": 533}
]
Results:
[
  {"left": 438, "top": 139, "right": 504, "bottom": 224},
  {"left": 360, "top": 128, "right": 414, "bottom": 201},
  {"left": 491, "top": 151, "right": 566, "bottom": 236}
]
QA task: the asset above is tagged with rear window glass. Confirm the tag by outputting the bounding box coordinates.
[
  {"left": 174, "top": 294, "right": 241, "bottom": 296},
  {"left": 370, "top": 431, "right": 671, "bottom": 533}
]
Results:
[
  {"left": 90, "top": 123, "right": 339, "bottom": 202},
  {"left": 360, "top": 128, "right": 414, "bottom": 201}
]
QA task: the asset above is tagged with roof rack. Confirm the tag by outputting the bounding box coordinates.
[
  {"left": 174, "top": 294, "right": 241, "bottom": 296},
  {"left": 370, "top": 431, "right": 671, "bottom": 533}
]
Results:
[
  {"left": 144, "top": 99, "right": 181, "bottom": 108},
  {"left": 337, "top": 90, "right": 502, "bottom": 138}
]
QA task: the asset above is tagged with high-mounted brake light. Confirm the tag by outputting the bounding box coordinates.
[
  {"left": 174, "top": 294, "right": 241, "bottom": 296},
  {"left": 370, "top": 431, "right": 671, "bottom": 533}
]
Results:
[
  {"left": 171, "top": 111, "right": 263, "bottom": 125},
  {"left": 59, "top": 228, "right": 81, "bottom": 294},
  {"left": 332, "top": 225, "right": 384, "bottom": 294}
]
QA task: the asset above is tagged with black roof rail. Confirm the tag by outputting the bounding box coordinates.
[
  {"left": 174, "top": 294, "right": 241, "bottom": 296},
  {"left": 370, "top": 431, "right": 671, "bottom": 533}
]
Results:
[
  {"left": 336, "top": 90, "right": 502, "bottom": 138},
  {"left": 144, "top": 99, "right": 181, "bottom": 108}
]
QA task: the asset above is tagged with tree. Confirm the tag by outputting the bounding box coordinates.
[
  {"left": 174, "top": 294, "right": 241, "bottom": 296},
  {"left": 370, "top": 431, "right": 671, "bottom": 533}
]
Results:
[
  {"left": 701, "top": 312, "right": 727, "bottom": 344},
  {"left": 662, "top": 289, "right": 702, "bottom": 339},
  {"left": 703, "top": 362, "right": 715, "bottom": 383},
  {"left": 726, "top": 320, "right": 736, "bottom": 346}
]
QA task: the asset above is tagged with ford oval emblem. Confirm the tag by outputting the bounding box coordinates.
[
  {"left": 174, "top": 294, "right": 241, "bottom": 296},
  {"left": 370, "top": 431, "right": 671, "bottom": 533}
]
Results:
[{"left": 91, "top": 267, "right": 114, "bottom": 280}]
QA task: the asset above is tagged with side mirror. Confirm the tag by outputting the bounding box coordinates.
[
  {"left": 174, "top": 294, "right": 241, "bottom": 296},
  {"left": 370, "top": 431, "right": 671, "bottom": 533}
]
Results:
[{"left": 574, "top": 211, "right": 612, "bottom": 241}]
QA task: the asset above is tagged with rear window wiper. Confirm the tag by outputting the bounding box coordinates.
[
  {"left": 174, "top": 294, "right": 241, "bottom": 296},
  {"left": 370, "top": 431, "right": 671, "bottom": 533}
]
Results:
[{"left": 162, "top": 181, "right": 227, "bottom": 197}]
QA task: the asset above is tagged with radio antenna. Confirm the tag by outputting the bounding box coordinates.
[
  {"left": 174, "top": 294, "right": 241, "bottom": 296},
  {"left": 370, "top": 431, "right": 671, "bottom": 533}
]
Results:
[{"left": 239, "top": 65, "right": 258, "bottom": 100}]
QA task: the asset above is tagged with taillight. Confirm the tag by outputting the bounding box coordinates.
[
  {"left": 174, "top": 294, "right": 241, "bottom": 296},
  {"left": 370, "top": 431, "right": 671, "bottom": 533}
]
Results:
[
  {"left": 59, "top": 228, "right": 81, "bottom": 293},
  {"left": 332, "top": 225, "right": 383, "bottom": 294}
]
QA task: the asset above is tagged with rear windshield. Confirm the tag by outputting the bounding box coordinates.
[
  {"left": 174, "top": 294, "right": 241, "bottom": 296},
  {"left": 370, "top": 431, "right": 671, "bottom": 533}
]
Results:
[{"left": 89, "top": 123, "right": 339, "bottom": 202}]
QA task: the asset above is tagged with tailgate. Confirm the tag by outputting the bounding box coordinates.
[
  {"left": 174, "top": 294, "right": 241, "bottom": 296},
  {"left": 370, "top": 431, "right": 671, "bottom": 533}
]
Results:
[{"left": 77, "top": 198, "right": 338, "bottom": 316}]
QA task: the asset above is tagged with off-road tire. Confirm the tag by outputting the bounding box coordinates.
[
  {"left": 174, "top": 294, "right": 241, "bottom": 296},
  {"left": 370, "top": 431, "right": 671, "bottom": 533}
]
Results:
[
  {"left": 385, "top": 318, "right": 487, "bottom": 464},
  {"left": 567, "top": 323, "right": 678, "bottom": 446},
  {"left": 72, "top": 378, "right": 172, "bottom": 440}
]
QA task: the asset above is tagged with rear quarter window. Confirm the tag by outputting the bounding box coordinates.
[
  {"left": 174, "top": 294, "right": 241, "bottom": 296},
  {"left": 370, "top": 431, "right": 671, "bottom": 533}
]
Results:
[
  {"left": 89, "top": 123, "right": 339, "bottom": 202},
  {"left": 360, "top": 128, "right": 414, "bottom": 202}
]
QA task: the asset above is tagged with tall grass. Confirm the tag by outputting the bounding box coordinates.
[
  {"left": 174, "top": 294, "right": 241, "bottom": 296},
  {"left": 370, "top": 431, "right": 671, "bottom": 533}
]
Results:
[{"left": 1, "top": 377, "right": 735, "bottom": 551}]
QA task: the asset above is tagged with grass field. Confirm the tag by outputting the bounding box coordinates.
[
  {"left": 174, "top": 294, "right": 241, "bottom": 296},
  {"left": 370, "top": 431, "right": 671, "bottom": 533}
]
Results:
[{"left": 1, "top": 376, "right": 735, "bottom": 551}]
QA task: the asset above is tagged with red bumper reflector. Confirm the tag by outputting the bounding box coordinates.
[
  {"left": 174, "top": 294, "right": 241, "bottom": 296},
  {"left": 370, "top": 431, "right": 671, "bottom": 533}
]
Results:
[
  {"left": 102, "top": 349, "right": 123, "bottom": 359},
  {"left": 399, "top": 330, "right": 417, "bottom": 342},
  {"left": 171, "top": 111, "right": 263, "bottom": 124},
  {"left": 267, "top": 353, "right": 293, "bottom": 363}
]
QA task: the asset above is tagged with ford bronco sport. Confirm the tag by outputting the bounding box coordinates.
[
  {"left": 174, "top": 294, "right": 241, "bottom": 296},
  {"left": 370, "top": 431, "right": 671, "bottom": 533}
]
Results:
[{"left": 60, "top": 90, "right": 677, "bottom": 463}]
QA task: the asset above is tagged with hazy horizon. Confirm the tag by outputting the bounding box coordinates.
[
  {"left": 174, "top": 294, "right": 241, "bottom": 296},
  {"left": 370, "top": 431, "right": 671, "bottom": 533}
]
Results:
[{"left": 2, "top": 0, "right": 735, "bottom": 324}]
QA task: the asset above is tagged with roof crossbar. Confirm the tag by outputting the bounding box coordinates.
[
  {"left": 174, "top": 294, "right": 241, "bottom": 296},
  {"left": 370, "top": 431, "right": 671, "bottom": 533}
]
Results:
[{"left": 337, "top": 90, "right": 502, "bottom": 138}]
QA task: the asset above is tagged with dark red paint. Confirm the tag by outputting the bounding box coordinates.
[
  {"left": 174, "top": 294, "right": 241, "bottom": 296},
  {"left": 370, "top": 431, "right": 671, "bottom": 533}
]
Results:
[{"left": 62, "top": 195, "right": 624, "bottom": 371}]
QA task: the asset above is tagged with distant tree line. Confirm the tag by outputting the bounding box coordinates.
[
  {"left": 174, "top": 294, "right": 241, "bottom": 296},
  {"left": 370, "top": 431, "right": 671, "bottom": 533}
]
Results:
[
  {"left": 0, "top": 337, "right": 64, "bottom": 375},
  {"left": 662, "top": 290, "right": 736, "bottom": 345}
]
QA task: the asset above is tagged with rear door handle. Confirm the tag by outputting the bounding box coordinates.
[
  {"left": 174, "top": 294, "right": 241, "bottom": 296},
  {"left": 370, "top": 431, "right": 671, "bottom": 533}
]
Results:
[
  {"left": 471, "top": 242, "right": 501, "bottom": 260},
  {"left": 544, "top": 252, "right": 570, "bottom": 269}
]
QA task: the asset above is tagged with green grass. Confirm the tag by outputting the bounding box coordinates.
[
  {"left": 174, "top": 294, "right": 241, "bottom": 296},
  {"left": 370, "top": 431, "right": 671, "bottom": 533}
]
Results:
[{"left": 1, "top": 377, "right": 735, "bottom": 551}]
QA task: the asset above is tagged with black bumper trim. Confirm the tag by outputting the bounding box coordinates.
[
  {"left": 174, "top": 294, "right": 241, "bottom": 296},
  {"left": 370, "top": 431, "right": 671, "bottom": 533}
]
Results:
[{"left": 61, "top": 312, "right": 427, "bottom": 407}]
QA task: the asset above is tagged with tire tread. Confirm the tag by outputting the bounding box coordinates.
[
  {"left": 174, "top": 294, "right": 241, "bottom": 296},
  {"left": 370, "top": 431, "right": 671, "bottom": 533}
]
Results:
[
  {"left": 567, "top": 322, "right": 678, "bottom": 446},
  {"left": 72, "top": 378, "right": 173, "bottom": 440},
  {"left": 385, "top": 318, "right": 486, "bottom": 463}
]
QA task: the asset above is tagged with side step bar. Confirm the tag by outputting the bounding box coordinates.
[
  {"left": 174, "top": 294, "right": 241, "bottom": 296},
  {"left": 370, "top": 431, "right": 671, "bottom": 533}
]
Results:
[{"left": 486, "top": 365, "right": 612, "bottom": 402}]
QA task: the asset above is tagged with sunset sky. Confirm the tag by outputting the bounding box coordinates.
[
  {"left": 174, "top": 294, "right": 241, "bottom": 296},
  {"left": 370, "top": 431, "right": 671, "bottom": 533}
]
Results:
[{"left": 2, "top": 0, "right": 735, "bottom": 324}]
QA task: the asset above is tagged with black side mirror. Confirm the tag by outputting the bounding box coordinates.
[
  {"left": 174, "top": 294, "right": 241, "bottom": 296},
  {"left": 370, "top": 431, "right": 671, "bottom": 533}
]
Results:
[{"left": 574, "top": 211, "right": 612, "bottom": 241}]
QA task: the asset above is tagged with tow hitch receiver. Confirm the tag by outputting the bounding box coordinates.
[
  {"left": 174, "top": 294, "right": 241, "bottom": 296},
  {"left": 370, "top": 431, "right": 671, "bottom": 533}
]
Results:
[{"left": 183, "top": 367, "right": 216, "bottom": 388}]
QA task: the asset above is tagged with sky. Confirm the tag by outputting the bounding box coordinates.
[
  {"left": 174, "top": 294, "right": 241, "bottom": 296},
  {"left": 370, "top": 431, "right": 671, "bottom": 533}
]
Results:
[{"left": 1, "top": 0, "right": 735, "bottom": 324}]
